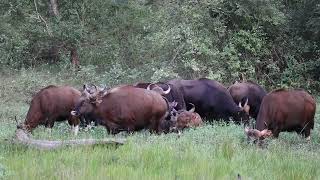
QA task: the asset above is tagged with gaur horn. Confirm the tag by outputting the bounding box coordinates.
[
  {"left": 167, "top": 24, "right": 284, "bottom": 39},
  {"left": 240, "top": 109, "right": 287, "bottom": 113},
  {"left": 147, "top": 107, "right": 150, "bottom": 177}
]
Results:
[
  {"left": 70, "top": 110, "right": 78, "bottom": 116},
  {"left": 99, "top": 86, "right": 109, "bottom": 97},
  {"left": 14, "top": 129, "right": 125, "bottom": 150},
  {"left": 244, "top": 98, "right": 248, "bottom": 107},
  {"left": 84, "top": 84, "right": 98, "bottom": 94},
  {"left": 243, "top": 98, "right": 250, "bottom": 114},
  {"left": 161, "top": 83, "right": 171, "bottom": 95},
  {"left": 188, "top": 103, "right": 195, "bottom": 113},
  {"left": 146, "top": 83, "right": 155, "bottom": 91},
  {"left": 239, "top": 98, "right": 249, "bottom": 108},
  {"left": 147, "top": 83, "right": 171, "bottom": 95}
]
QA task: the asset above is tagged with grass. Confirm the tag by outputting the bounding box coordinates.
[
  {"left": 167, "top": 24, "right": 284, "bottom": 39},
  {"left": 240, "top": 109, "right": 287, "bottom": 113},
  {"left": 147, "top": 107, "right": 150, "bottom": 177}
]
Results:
[{"left": 0, "top": 68, "right": 320, "bottom": 180}]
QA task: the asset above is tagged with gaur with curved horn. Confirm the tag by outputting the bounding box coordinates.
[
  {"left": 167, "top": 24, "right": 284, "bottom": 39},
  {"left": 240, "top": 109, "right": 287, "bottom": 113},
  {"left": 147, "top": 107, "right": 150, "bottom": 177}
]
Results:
[
  {"left": 167, "top": 78, "right": 248, "bottom": 123},
  {"left": 228, "top": 80, "right": 267, "bottom": 119},
  {"left": 238, "top": 98, "right": 250, "bottom": 116},
  {"left": 134, "top": 81, "right": 186, "bottom": 111},
  {"left": 71, "top": 85, "right": 173, "bottom": 134}
]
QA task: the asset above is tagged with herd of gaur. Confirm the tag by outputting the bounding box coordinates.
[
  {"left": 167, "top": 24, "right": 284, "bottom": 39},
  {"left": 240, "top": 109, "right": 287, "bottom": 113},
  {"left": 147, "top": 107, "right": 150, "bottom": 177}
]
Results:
[{"left": 17, "top": 78, "right": 317, "bottom": 142}]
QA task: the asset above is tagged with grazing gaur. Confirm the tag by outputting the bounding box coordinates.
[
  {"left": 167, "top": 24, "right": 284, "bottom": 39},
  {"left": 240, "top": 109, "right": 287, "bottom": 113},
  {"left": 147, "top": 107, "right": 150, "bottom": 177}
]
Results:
[
  {"left": 71, "top": 85, "right": 173, "bottom": 134},
  {"left": 17, "top": 85, "right": 82, "bottom": 135},
  {"left": 134, "top": 81, "right": 186, "bottom": 111},
  {"left": 245, "top": 89, "right": 316, "bottom": 140},
  {"left": 228, "top": 80, "right": 267, "bottom": 119},
  {"left": 171, "top": 103, "right": 203, "bottom": 131},
  {"left": 168, "top": 78, "right": 250, "bottom": 123}
]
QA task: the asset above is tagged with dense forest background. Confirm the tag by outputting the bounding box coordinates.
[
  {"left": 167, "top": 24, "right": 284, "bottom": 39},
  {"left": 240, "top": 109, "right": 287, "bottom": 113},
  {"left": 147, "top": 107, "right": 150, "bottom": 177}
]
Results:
[{"left": 0, "top": 0, "right": 319, "bottom": 91}]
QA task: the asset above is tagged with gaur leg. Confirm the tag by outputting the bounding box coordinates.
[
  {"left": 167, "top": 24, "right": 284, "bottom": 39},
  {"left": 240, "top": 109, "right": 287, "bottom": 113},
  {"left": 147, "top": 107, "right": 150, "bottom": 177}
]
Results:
[
  {"left": 272, "top": 128, "right": 280, "bottom": 138},
  {"left": 68, "top": 115, "right": 80, "bottom": 136},
  {"left": 109, "top": 128, "right": 120, "bottom": 135},
  {"left": 45, "top": 117, "right": 55, "bottom": 134},
  {"left": 304, "top": 112, "right": 315, "bottom": 141},
  {"left": 154, "top": 114, "right": 167, "bottom": 134},
  {"left": 302, "top": 126, "right": 311, "bottom": 140},
  {"left": 79, "top": 116, "right": 86, "bottom": 128},
  {"left": 105, "top": 121, "right": 122, "bottom": 135},
  {"left": 146, "top": 117, "right": 158, "bottom": 134}
]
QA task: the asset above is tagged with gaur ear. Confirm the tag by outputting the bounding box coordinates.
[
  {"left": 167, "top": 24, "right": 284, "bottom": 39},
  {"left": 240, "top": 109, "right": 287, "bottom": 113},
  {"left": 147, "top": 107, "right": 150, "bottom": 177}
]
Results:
[
  {"left": 97, "top": 86, "right": 108, "bottom": 98},
  {"left": 147, "top": 83, "right": 154, "bottom": 91},
  {"left": 83, "top": 84, "right": 94, "bottom": 94},
  {"left": 92, "top": 84, "right": 97, "bottom": 91},
  {"left": 83, "top": 84, "right": 90, "bottom": 93}
]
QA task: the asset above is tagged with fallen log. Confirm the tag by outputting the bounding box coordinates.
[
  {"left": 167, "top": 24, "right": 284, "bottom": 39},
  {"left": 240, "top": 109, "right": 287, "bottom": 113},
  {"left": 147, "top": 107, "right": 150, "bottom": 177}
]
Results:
[{"left": 14, "top": 129, "right": 126, "bottom": 150}]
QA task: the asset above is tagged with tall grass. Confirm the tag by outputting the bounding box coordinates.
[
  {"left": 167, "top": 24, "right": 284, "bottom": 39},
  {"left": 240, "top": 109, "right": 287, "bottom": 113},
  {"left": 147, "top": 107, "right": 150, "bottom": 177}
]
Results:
[{"left": 0, "top": 68, "right": 319, "bottom": 180}]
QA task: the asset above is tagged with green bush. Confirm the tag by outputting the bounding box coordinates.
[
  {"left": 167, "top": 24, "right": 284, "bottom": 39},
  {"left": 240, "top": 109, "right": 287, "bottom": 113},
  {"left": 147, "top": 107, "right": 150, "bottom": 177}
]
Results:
[{"left": 0, "top": 0, "right": 319, "bottom": 91}]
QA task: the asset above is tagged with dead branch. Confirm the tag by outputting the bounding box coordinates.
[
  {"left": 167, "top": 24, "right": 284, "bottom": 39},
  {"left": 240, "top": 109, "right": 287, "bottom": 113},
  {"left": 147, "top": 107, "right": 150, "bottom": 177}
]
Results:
[
  {"left": 14, "top": 129, "right": 125, "bottom": 150},
  {"left": 34, "top": 0, "right": 52, "bottom": 36}
]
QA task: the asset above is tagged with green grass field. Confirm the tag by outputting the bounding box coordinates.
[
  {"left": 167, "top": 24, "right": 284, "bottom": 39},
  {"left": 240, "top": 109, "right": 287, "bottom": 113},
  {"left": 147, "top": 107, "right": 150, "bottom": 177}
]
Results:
[{"left": 0, "top": 70, "right": 319, "bottom": 180}]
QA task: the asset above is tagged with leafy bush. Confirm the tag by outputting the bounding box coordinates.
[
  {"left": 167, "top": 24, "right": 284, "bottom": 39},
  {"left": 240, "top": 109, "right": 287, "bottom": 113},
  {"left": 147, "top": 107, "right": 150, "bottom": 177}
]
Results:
[{"left": 0, "top": 0, "right": 319, "bottom": 91}]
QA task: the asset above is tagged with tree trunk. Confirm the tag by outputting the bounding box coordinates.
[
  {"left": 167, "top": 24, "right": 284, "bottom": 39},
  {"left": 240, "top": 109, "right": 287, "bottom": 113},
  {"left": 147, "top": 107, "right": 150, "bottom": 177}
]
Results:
[
  {"left": 47, "top": 0, "right": 80, "bottom": 67},
  {"left": 70, "top": 47, "right": 80, "bottom": 68},
  {"left": 47, "top": 0, "right": 60, "bottom": 65},
  {"left": 48, "top": 0, "right": 59, "bottom": 16},
  {"left": 48, "top": 44, "right": 60, "bottom": 64}
]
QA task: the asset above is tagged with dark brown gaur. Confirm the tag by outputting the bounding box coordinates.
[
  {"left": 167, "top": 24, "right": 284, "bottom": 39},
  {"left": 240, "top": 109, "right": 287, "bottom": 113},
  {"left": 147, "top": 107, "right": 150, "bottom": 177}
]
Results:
[
  {"left": 245, "top": 89, "right": 316, "bottom": 141},
  {"left": 228, "top": 80, "right": 267, "bottom": 119},
  {"left": 71, "top": 85, "right": 172, "bottom": 134},
  {"left": 17, "top": 85, "right": 82, "bottom": 136},
  {"left": 167, "top": 78, "right": 250, "bottom": 123}
]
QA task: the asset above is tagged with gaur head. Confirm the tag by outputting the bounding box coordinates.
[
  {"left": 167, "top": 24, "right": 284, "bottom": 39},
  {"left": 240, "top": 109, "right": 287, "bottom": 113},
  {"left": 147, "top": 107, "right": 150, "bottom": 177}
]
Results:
[
  {"left": 71, "top": 84, "right": 108, "bottom": 117},
  {"left": 244, "top": 127, "right": 273, "bottom": 140},
  {"left": 167, "top": 103, "right": 202, "bottom": 133},
  {"left": 159, "top": 101, "right": 178, "bottom": 133},
  {"left": 17, "top": 123, "right": 30, "bottom": 132},
  {"left": 233, "top": 98, "right": 250, "bottom": 124}
]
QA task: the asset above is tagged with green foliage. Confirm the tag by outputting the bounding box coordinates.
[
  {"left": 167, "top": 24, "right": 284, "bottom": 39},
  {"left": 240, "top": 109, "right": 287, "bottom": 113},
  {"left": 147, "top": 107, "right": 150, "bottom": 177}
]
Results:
[{"left": 0, "top": 0, "right": 319, "bottom": 90}]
